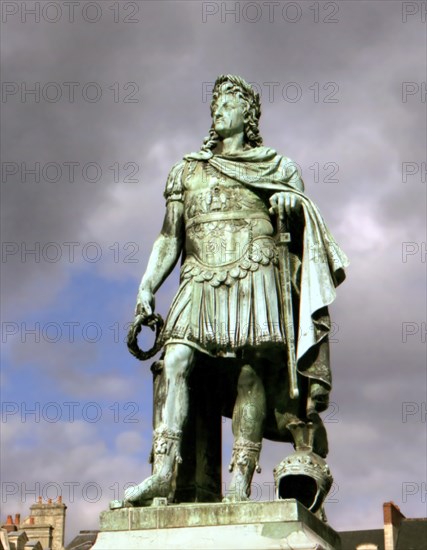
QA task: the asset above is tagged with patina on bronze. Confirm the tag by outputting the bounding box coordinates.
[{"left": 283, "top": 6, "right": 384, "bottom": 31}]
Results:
[{"left": 121, "top": 75, "right": 348, "bottom": 518}]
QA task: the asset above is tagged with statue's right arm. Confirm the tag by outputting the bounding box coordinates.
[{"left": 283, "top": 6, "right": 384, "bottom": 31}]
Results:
[{"left": 135, "top": 200, "right": 184, "bottom": 318}]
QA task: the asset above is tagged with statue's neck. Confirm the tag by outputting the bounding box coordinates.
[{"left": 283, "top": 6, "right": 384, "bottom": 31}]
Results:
[{"left": 219, "top": 134, "right": 245, "bottom": 156}]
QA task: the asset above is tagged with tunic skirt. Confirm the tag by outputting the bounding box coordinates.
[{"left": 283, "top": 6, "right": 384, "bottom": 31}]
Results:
[{"left": 159, "top": 236, "right": 286, "bottom": 356}]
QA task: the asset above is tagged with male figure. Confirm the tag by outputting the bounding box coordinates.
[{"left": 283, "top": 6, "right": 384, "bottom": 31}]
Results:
[{"left": 125, "top": 75, "right": 347, "bottom": 506}]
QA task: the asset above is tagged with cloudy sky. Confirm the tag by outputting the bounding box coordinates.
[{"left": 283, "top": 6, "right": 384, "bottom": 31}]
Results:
[{"left": 1, "top": 0, "right": 426, "bottom": 543}]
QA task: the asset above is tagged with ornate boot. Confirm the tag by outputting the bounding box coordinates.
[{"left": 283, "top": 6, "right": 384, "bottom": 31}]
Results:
[
  {"left": 223, "top": 437, "right": 262, "bottom": 502},
  {"left": 124, "top": 426, "right": 182, "bottom": 506}
]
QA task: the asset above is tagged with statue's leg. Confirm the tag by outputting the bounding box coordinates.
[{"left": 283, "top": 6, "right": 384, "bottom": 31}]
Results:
[
  {"left": 124, "top": 343, "right": 195, "bottom": 505},
  {"left": 223, "top": 362, "right": 266, "bottom": 502},
  {"left": 161, "top": 343, "right": 195, "bottom": 429}
]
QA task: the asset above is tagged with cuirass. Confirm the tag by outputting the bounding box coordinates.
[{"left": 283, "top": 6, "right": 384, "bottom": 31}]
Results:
[{"left": 182, "top": 162, "right": 278, "bottom": 276}]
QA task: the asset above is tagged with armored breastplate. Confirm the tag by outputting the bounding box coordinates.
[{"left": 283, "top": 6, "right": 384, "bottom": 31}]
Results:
[
  {"left": 182, "top": 163, "right": 277, "bottom": 278},
  {"left": 185, "top": 183, "right": 267, "bottom": 220}
]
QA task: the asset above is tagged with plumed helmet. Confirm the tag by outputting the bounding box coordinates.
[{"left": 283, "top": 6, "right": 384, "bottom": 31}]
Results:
[{"left": 274, "top": 449, "right": 333, "bottom": 513}]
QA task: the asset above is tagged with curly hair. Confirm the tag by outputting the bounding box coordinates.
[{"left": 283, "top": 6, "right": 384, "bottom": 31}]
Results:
[{"left": 201, "top": 75, "right": 263, "bottom": 152}]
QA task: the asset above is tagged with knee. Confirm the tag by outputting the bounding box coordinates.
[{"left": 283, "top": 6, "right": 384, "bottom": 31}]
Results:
[
  {"left": 163, "top": 344, "right": 194, "bottom": 378},
  {"left": 238, "top": 364, "right": 263, "bottom": 393}
]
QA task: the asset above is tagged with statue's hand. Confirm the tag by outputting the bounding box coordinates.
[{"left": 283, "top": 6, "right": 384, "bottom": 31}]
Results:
[
  {"left": 127, "top": 288, "right": 163, "bottom": 361},
  {"left": 269, "top": 192, "right": 302, "bottom": 220},
  {"left": 135, "top": 288, "right": 156, "bottom": 329},
  {"left": 127, "top": 289, "right": 156, "bottom": 349}
]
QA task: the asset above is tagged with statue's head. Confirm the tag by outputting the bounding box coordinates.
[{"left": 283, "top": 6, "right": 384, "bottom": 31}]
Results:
[{"left": 202, "top": 75, "right": 263, "bottom": 151}]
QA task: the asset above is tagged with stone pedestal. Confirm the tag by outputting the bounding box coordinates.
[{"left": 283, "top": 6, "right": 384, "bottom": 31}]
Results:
[{"left": 91, "top": 499, "right": 341, "bottom": 550}]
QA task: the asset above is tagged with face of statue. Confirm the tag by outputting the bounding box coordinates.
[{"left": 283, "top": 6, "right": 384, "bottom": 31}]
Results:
[{"left": 212, "top": 91, "right": 245, "bottom": 139}]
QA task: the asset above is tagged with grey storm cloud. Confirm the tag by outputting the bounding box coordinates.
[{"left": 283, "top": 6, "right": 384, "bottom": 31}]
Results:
[{"left": 1, "top": 0, "right": 426, "bottom": 540}]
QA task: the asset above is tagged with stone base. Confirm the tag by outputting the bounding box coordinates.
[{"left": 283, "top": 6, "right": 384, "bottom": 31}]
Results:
[{"left": 91, "top": 499, "right": 341, "bottom": 550}]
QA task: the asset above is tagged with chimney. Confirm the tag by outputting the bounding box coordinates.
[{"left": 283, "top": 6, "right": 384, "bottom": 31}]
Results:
[
  {"left": 2, "top": 515, "right": 17, "bottom": 533},
  {"left": 383, "top": 501, "right": 405, "bottom": 550},
  {"left": 14, "top": 513, "right": 21, "bottom": 526},
  {"left": 29, "top": 497, "right": 67, "bottom": 550}
]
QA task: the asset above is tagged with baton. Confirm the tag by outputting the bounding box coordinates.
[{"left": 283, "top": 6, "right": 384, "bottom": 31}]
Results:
[{"left": 276, "top": 214, "right": 299, "bottom": 399}]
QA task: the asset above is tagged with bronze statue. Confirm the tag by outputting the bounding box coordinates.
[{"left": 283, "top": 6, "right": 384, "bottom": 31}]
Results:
[{"left": 123, "top": 75, "right": 348, "bottom": 517}]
